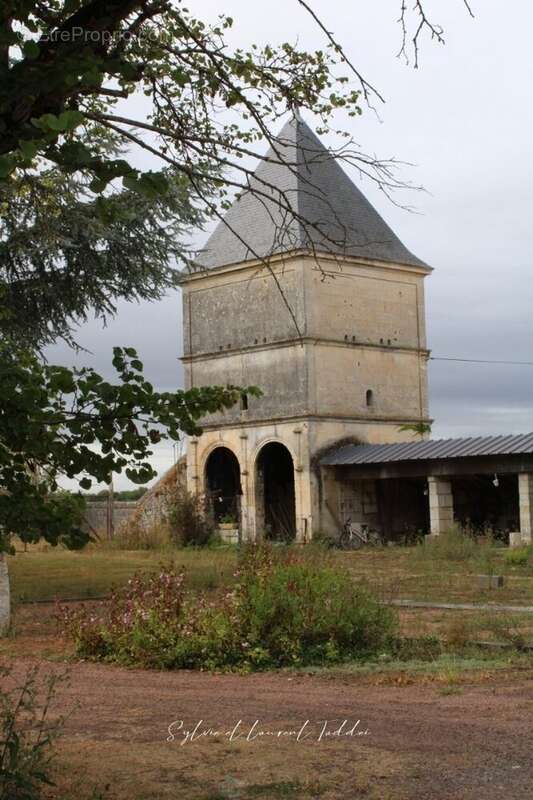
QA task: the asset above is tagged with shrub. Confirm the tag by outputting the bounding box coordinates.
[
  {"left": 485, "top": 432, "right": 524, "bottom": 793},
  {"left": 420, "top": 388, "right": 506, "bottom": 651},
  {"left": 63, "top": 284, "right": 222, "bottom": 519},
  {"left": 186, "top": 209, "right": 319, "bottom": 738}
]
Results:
[
  {"left": 60, "top": 545, "right": 397, "bottom": 670},
  {"left": 166, "top": 488, "right": 215, "bottom": 548},
  {"left": 421, "top": 526, "right": 478, "bottom": 562},
  {"left": 102, "top": 487, "right": 217, "bottom": 551},
  {"left": 0, "top": 666, "right": 64, "bottom": 800},
  {"left": 104, "top": 521, "right": 172, "bottom": 551},
  {"left": 443, "top": 615, "right": 477, "bottom": 649},
  {"left": 59, "top": 566, "right": 187, "bottom": 665},
  {"left": 234, "top": 544, "right": 396, "bottom": 666},
  {"left": 482, "top": 614, "right": 528, "bottom": 650},
  {"left": 390, "top": 635, "right": 442, "bottom": 661},
  {"left": 505, "top": 546, "right": 531, "bottom": 567}
]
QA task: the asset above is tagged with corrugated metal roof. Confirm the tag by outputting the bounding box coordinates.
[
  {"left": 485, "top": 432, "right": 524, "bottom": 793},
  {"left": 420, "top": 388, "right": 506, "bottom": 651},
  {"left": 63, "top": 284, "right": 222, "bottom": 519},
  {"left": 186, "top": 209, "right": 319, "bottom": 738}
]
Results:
[{"left": 320, "top": 432, "right": 533, "bottom": 466}]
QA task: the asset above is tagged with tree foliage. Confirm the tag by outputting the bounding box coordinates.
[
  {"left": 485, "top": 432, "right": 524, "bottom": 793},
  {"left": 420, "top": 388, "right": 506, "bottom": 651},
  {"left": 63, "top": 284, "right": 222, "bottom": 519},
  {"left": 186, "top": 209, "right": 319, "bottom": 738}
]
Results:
[
  {"left": 0, "top": 343, "right": 256, "bottom": 551},
  {"left": 0, "top": 154, "right": 206, "bottom": 347}
]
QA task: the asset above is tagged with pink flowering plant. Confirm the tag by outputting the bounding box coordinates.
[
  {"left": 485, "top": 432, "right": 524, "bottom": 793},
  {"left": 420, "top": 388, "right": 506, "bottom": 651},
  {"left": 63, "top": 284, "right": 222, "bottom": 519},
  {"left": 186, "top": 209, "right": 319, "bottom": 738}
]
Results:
[{"left": 60, "top": 546, "right": 397, "bottom": 670}]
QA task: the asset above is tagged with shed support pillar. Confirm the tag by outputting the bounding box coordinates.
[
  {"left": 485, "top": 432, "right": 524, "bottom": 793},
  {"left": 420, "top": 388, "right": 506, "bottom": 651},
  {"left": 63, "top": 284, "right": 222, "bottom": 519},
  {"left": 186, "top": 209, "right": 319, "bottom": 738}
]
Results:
[
  {"left": 428, "top": 476, "right": 454, "bottom": 536},
  {"left": 519, "top": 473, "right": 533, "bottom": 543}
]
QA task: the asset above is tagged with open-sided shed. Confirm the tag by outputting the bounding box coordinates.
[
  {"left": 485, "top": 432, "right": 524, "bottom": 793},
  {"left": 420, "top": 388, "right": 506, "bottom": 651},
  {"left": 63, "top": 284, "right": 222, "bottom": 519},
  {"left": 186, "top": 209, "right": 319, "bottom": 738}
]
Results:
[{"left": 320, "top": 433, "right": 533, "bottom": 543}]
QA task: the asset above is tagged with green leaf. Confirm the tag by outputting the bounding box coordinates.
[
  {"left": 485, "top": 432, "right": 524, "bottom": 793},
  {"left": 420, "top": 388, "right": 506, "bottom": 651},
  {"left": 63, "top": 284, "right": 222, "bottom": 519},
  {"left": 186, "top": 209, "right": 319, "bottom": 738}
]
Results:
[
  {"left": 89, "top": 177, "right": 109, "bottom": 193},
  {"left": 0, "top": 155, "right": 15, "bottom": 178},
  {"left": 122, "top": 174, "right": 141, "bottom": 192},
  {"left": 57, "top": 141, "right": 93, "bottom": 167},
  {"left": 123, "top": 171, "right": 169, "bottom": 199},
  {"left": 63, "top": 0, "right": 81, "bottom": 13},
  {"left": 18, "top": 139, "right": 39, "bottom": 162},
  {"left": 57, "top": 110, "right": 85, "bottom": 131},
  {"left": 31, "top": 114, "right": 63, "bottom": 132},
  {"left": 22, "top": 40, "right": 40, "bottom": 59},
  {"left": 31, "top": 111, "right": 84, "bottom": 134}
]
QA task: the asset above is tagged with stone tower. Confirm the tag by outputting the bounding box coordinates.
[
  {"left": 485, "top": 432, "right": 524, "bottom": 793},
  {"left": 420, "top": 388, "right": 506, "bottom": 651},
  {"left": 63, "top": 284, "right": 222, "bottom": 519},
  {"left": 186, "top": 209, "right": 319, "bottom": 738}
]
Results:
[{"left": 181, "top": 116, "right": 431, "bottom": 542}]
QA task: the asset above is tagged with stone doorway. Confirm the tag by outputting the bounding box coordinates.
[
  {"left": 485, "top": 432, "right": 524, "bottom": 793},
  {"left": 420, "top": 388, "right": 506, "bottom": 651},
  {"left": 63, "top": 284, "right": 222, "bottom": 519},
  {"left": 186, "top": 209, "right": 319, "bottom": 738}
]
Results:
[
  {"left": 204, "top": 447, "right": 241, "bottom": 525},
  {"left": 256, "top": 442, "right": 296, "bottom": 541}
]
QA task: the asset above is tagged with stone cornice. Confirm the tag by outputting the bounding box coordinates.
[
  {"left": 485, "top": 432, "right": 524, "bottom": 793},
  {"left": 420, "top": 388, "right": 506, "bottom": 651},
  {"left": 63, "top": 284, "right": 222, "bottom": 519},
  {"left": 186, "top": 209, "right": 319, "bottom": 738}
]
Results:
[
  {"left": 197, "top": 412, "right": 433, "bottom": 431},
  {"left": 179, "top": 249, "right": 433, "bottom": 286},
  {"left": 181, "top": 336, "right": 431, "bottom": 363}
]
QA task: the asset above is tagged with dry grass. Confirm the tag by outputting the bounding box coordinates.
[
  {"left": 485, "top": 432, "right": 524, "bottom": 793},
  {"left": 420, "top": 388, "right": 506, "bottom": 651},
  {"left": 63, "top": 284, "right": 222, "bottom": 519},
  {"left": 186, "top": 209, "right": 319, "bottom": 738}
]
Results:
[
  {"left": 7, "top": 547, "right": 237, "bottom": 603},
  {"left": 8, "top": 535, "right": 533, "bottom": 606}
]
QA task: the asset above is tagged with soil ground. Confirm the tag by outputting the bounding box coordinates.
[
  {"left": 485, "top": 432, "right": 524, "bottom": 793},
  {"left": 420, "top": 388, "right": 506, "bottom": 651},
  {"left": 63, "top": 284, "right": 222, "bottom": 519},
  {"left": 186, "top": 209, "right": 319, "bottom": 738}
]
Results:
[
  {"left": 3, "top": 545, "right": 533, "bottom": 798},
  {"left": 4, "top": 655, "right": 533, "bottom": 800}
]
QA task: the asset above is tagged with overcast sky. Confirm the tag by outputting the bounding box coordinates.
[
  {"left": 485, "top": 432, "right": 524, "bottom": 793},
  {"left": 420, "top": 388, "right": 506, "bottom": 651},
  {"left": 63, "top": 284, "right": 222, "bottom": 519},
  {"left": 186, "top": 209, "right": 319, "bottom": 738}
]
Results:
[{"left": 48, "top": 0, "right": 533, "bottom": 490}]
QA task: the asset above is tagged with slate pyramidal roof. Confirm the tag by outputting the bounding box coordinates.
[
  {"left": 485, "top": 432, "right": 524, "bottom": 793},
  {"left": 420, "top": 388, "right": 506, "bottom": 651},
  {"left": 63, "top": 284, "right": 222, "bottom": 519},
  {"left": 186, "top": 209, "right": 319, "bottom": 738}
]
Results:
[{"left": 194, "top": 115, "right": 428, "bottom": 271}]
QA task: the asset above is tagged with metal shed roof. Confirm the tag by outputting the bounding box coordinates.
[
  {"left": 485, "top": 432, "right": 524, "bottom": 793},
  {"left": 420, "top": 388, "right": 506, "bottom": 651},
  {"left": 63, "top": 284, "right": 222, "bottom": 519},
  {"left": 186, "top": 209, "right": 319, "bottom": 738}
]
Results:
[{"left": 320, "top": 432, "right": 533, "bottom": 466}]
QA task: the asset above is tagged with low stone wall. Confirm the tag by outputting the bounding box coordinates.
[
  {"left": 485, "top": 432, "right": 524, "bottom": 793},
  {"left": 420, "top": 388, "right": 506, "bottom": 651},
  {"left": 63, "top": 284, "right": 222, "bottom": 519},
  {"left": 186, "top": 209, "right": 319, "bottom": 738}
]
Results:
[
  {"left": 116, "top": 457, "right": 187, "bottom": 534},
  {"left": 83, "top": 458, "right": 188, "bottom": 540}
]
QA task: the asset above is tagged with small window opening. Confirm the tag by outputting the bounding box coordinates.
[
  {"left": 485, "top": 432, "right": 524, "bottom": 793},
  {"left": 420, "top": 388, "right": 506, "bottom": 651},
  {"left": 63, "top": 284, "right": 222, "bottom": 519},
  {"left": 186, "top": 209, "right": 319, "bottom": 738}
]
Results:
[
  {"left": 241, "top": 393, "right": 249, "bottom": 411},
  {"left": 366, "top": 389, "right": 374, "bottom": 407}
]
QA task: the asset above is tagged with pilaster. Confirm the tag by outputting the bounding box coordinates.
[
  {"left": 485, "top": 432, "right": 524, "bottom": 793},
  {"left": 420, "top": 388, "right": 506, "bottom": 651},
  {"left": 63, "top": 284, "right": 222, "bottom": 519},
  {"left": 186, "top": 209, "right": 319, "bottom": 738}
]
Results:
[
  {"left": 428, "top": 476, "right": 454, "bottom": 536},
  {"left": 519, "top": 473, "right": 533, "bottom": 543}
]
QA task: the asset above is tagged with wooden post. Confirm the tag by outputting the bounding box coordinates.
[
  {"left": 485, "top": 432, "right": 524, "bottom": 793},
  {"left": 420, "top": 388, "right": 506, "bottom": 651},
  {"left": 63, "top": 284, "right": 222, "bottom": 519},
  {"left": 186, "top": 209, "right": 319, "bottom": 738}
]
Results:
[
  {"left": 0, "top": 553, "right": 10, "bottom": 636},
  {"left": 106, "top": 474, "right": 114, "bottom": 540}
]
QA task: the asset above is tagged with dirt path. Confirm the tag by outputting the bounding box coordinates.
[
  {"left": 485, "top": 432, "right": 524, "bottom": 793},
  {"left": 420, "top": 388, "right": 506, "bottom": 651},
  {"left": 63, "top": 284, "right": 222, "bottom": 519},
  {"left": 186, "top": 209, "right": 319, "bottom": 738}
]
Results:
[{"left": 3, "top": 657, "right": 533, "bottom": 800}]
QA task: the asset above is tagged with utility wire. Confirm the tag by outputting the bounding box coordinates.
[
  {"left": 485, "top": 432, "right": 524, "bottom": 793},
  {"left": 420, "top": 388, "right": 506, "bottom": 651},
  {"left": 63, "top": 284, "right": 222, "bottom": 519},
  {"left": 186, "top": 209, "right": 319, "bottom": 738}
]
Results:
[{"left": 430, "top": 357, "right": 533, "bottom": 367}]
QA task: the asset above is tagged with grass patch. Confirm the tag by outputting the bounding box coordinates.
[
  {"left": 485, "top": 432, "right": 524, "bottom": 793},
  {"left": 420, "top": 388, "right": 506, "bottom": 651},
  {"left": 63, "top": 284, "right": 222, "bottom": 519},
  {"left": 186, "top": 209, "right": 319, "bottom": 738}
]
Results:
[
  {"left": 505, "top": 546, "right": 532, "bottom": 567},
  {"left": 9, "top": 535, "right": 533, "bottom": 607},
  {"left": 201, "top": 781, "right": 322, "bottom": 800},
  {"left": 7, "top": 548, "right": 237, "bottom": 603},
  {"left": 247, "top": 781, "right": 323, "bottom": 798},
  {"left": 416, "top": 527, "right": 480, "bottom": 563},
  {"left": 301, "top": 650, "right": 533, "bottom": 683}
]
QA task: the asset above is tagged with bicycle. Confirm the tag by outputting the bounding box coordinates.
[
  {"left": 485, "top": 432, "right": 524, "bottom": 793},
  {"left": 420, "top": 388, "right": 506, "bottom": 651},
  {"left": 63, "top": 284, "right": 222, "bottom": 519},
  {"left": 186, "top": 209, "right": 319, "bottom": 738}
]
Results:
[{"left": 338, "top": 518, "right": 383, "bottom": 550}]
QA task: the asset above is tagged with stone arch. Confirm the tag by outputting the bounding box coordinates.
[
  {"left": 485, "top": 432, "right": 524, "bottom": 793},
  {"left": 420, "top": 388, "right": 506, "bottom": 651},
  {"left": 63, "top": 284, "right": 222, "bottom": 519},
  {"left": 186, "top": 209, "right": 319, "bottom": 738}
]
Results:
[
  {"left": 204, "top": 446, "right": 242, "bottom": 524},
  {"left": 255, "top": 441, "right": 296, "bottom": 541}
]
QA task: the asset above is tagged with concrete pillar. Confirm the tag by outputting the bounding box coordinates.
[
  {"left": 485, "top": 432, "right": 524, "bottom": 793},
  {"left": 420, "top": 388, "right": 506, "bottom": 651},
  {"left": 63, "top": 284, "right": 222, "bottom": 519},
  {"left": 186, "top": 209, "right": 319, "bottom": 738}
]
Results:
[
  {"left": 238, "top": 433, "right": 253, "bottom": 542},
  {"left": 428, "top": 476, "right": 454, "bottom": 536},
  {"left": 0, "top": 553, "right": 10, "bottom": 636},
  {"left": 518, "top": 473, "right": 533, "bottom": 543},
  {"left": 186, "top": 437, "right": 200, "bottom": 496}
]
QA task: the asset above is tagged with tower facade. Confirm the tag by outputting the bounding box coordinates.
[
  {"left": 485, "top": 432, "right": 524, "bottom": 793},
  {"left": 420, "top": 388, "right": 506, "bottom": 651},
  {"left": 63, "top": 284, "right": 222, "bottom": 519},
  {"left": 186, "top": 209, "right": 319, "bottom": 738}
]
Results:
[{"left": 181, "top": 117, "right": 431, "bottom": 541}]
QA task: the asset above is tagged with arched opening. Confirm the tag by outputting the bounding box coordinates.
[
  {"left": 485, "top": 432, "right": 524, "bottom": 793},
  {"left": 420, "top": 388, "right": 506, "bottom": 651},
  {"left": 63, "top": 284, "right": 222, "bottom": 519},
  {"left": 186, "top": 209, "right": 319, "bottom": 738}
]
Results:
[
  {"left": 204, "top": 447, "right": 242, "bottom": 525},
  {"left": 255, "top": 442, "right": 296, "bottom": 541},
  {"left": 366, "top": 389, "right": 374, "bottom": 407}
]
